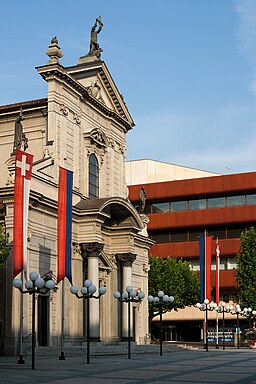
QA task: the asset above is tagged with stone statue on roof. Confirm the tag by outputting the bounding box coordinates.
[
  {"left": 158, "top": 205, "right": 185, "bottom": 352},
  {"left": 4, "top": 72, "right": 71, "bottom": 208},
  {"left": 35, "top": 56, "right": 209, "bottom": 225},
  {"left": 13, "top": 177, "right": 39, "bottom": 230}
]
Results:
[
  {"left": 139, "top": 187, "right": 147, "bottom": 214},
  {"left": 13, "top": 108, "right": 29, "bottom": 153},
  {"left": 13, "top": 108, "right": 24, "bottom": 152},
  {"left": 88, "top": 17, "right": 103, "bottom": 59},
  {"left": 77, "top": 17, "right": 104, "bottom": 64}
]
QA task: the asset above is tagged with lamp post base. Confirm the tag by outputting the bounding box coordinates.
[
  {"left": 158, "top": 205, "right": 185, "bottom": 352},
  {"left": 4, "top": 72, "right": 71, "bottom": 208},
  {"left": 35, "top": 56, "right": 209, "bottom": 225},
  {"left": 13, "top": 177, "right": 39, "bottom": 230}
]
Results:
[
  {"left": 87, "top": 337, "right": 101, "bottom": 342},
  {"left": 18, "top": 355, "right": 25, "bottom": 364},
  {"left": 59, "top": 351, "right": 65, "bottom": 360}
]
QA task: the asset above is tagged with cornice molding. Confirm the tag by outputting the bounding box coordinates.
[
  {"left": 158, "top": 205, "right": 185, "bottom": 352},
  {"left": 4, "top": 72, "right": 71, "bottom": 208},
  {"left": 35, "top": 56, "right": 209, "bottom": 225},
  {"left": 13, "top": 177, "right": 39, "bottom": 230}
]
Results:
[
  {"left": 0, "top": 99, "right": 48, "bottom": 117},
  {"left": 36, "top": 63, "right": 133, "bottom": 131}
]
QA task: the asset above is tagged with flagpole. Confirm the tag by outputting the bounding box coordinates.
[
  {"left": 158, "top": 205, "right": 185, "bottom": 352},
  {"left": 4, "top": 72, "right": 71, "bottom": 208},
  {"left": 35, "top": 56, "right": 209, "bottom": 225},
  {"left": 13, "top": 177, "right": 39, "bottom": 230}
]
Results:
[
  {"left": 215, "top": 238, "right": 220, "bottom": 349},
  {"left": 204, "top": 230, "right": 207, "bottom": 300},
  {"left": 18, "top": 270, "right": 25, "bottom": 364},
  {"left": 59, "top": 278, "right": 65, "bottom": 360},
  {"left": 215, "top": 311, "right": 219, "bottom": 349},
  {"left": 203, "top": 230, "right": 207, "bottom": 349}
]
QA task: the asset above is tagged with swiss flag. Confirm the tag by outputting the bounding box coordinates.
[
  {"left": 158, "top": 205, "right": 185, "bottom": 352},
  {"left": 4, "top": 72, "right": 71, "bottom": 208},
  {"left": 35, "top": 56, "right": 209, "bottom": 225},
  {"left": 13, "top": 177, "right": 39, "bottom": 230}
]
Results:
[{"left": 13, "top": 150, "right": 33, "bottom": 278}]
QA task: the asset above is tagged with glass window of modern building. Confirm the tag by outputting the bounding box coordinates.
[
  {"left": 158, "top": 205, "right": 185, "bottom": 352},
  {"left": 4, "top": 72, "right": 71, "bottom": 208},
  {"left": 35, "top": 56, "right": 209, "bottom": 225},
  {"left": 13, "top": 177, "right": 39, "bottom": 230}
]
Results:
[
  {"left": 227, "top": 257, "right": 237, "bottom": 269},
  {"left": 189, "top": 259, "right": 200, "bottom": 271},
  {"left": 188, "top": 229, "right": 205, "bottom": 241},
  {"left": 188, "top": 199, "right": 206, "bottom": 210},
  {"left": 226, "top": 195, "right": 245, "bottom": 207},
  {"left": 208, "top": 197, "right": 226, "bottom": 209},
  {"left": 170, "top": 201, "right": 188, "bottom": 212},
  {"left": 246, "top": 194, "right": 256, "bottom": 205},
  {"left": 208, "top": 228, "right": 226, "bottom": 239},
  {"left": 220, "top": 258, "right": 227, "bottom": 270},
  {"left": 152, "top": 202, "right": 170, "bottom": 213},
  {"left": 227, "top": 226, "right": 244, "bottom": 239},
  {"left": 170, "top": 231, "right": 188, "bottom": 242},
  {"left": 150, "top": 231, "right": 169, "bottom": 243}
]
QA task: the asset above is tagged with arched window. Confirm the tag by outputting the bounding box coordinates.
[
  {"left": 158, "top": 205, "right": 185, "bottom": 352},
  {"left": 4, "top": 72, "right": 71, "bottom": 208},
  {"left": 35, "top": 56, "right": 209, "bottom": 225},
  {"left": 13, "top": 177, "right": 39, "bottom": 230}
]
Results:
[{"left": 89, "top": 154, "right": 99, "bottom": 199}]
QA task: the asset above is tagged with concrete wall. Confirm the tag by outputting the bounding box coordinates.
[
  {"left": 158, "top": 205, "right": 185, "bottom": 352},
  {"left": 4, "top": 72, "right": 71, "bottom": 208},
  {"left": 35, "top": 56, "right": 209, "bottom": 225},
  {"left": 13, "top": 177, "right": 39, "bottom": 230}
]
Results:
[{"left": 126, "top": 159, "right": 219, "bottom": 186}]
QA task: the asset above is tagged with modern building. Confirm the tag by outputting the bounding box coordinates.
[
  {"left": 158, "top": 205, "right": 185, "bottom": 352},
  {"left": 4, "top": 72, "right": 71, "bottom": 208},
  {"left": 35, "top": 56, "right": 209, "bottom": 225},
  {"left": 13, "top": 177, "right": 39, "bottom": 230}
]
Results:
[
  {"left": 128, "top": 163, "right": 255, "bottom": 342},
  {"left": 126, "top": 159, "right": 218, "bottom": 186},
  {"left": 0, "top": 24, "right": 153, "bottom": 355}
]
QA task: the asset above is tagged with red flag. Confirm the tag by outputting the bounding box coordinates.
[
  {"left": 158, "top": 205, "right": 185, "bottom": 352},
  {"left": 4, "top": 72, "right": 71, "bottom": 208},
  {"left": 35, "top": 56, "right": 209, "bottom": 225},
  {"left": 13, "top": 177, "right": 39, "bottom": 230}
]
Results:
[
  {"left": 13, "top": 149, "right": 33, "bottom": 278},
  {"left": 57, "top": 167, "right": 73, "bottom": 284},
  {"left": 199, "top": 232, "right": 212, "bottom": 302},
  {"left": 215, "top": 239, "right": 220, "bottom": 304},
  {"left": 205, "top": 235, "right": 212, "bottom": 300}
]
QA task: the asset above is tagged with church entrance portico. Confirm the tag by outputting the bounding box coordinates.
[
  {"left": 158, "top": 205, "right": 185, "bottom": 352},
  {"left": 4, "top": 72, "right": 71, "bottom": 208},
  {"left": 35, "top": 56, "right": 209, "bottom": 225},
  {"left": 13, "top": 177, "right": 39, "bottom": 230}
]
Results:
[{"left": 73, "top": 197, "right": 152, "bottom": 345}]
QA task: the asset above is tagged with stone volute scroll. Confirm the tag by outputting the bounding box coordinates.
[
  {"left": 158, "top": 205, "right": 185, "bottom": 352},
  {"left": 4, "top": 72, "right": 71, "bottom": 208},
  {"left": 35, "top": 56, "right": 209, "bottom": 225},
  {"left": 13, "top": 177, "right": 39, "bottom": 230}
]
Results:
[
  {"left": 84, "top": 128, "right": 108, "bottom": 165},
  {"left": 116, "top": 253, "right": 136, "bottom": 267},
  {"left": 81, "top": 242, "right": 104, "bottom": 261},
  {"left": 80, "top": 242, "right": 104, "bottom": 281},
  {"left": 89, "top": 128, "right": 108, "bottom": 148},
  {"left": 5, "top": 156, "right": 15, "bottom": 185},
  {"left": 138, "top": 214, "right": 150, "bottom": 237}
]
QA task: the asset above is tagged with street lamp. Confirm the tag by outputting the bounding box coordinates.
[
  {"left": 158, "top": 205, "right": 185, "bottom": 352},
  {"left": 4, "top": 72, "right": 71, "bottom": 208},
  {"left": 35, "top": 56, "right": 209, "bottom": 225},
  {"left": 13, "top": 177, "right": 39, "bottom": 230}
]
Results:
[
  {"left": 196, "top": 300, "right": 217, "bottom": 351},
  {"left": 243, "top": 307, "right": 253, "bottom": 328},
  {"left": 251, "top": 310, "right": 256, "bottom": 327},
  {"left": 113, "top": 286, "right": 145, "bottom": 359},
  {"left": 148, "top": 291, "right": 174, "bottom": 356},
  {"left": 216, "top": 302, "right": 233, "bottom": 350},
  {"left": 70, "top": 279, "right": 106, "bottom": 364},
  {"left": 230, "top": 304, "right": 242, "bottom": 349},
  {"left": 13, "top": 271, "right": 56, "bottom": 370}
]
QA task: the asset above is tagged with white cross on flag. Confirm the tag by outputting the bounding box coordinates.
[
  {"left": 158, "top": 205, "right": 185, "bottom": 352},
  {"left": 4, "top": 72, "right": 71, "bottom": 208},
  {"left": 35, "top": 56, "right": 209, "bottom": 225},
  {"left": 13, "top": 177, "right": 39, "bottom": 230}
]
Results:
[{"left": 13, "top": 149, "right": 33, "bottom": 278}]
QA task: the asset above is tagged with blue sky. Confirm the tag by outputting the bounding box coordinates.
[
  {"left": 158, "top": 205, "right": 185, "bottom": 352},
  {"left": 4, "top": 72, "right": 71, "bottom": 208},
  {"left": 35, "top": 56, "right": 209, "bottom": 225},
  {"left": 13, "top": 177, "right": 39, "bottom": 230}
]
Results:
[{"left": 1, "top": 0, "right": 256, "bottom": 174}]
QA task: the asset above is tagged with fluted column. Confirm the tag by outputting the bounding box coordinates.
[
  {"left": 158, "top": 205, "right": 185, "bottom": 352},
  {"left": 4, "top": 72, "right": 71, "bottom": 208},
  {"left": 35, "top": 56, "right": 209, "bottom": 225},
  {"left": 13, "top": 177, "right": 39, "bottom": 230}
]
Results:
[
  {"left": 116, "top": 253, "right": 136, "bottom": 339},
  {"left": 81, "top": 242, "right": 104, "bottom": 341}
]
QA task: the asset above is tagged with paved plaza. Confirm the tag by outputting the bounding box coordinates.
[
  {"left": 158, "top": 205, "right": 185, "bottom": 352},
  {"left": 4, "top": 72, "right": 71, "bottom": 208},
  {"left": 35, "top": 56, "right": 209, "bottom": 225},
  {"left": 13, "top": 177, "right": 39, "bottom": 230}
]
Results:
[{"left": 0, "top": 348, "right": 256, "bottom": 383}]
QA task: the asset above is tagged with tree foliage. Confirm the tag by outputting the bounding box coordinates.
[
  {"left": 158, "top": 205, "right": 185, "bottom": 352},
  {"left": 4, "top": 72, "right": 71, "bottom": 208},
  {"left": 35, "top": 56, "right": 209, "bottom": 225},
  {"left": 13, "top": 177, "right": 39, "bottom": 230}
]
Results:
[
  {"left": 148, "top": 256, "right": 200, "bottom": 319},
  {"left": 0, "top": 224, "right": 9, "bottom": 269},
  {"left": 235, "top": 227, "right": 256, "bottom": 308}
]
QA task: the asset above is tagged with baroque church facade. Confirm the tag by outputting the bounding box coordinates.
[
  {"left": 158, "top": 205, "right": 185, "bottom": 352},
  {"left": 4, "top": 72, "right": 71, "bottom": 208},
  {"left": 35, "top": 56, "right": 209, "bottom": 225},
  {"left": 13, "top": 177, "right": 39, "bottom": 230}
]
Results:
[{"left": 0, "top": 22, "right": 153, "bottom": 355}]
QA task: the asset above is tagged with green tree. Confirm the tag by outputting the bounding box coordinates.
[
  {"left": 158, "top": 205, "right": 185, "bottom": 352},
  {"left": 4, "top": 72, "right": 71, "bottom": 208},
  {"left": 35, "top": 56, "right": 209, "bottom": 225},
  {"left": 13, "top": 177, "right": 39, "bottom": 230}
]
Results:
[
  {"left": 148, "top": 256, "right": 200, "bottom": 320},
  {"left": 235, "top": 227, "right": 256, "bottom": 308},
  {"left": 0, "top": 225, "right": 9, "bottom": 269}
]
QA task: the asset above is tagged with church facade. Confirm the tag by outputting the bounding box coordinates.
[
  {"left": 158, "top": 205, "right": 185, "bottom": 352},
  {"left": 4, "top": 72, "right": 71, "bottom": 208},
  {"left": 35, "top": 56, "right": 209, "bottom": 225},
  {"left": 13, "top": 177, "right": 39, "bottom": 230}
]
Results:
[{"left": 0, "top": 24, "right": 153, "bottom": 355}]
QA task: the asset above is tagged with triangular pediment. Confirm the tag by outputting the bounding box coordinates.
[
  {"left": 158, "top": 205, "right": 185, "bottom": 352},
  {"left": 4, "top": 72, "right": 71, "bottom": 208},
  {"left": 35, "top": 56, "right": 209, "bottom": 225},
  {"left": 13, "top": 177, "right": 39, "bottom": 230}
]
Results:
[{"left": 66, "top": 60, "right": 134, "bottom": 126}]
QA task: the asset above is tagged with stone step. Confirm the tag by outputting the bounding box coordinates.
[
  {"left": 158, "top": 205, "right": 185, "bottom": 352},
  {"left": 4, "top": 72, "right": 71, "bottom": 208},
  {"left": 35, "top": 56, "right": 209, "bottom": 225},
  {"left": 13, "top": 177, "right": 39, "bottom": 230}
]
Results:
[{"left": 27, "top": 343, "right": 180, "bottom": 357}]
